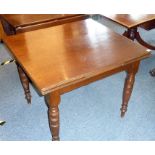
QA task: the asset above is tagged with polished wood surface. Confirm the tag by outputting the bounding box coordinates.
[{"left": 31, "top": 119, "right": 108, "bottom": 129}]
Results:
[
  {"left": 1, "top": 14, "right": 83, "bottom": 26},
  {"left": 102, "top": 14, "right": 155, "bottom": 28},
  {"left": 3, "top": 19, "right": 150, "bottom": 140},
  {"left": 4, "top": 19, "right": 150, "bottom": 95},
  {"left": 0, "top": 14, "right": 89, "bottom": 34}
]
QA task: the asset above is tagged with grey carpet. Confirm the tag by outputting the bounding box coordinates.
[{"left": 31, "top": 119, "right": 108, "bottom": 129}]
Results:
[{"left": 0, "top": 16, "right": 155, "bottom": 140}]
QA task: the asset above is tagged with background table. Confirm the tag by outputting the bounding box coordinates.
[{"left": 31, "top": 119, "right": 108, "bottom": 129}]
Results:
[
  {"left": 101, "top": 14, "right": 155, "bottom": 49},
  {"left": 101, "top": 14, "right": 155, "bottom": 76},
  {"left": 0, "top": 14, "right": 89, "bottom": 35}
]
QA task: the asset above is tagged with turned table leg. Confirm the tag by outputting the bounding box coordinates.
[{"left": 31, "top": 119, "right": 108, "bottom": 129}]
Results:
[
  {"left": 121, "top": 61, "right": 140, "bottom": 117},
  {"left": 123, "top": 27, "right": 155, "bottom": 50},
  {"left": 16, "top": 64, "right": 31, "bottom": 104},
  {"left": 45, "top": 91, "right": 61, "bottom": 141}
]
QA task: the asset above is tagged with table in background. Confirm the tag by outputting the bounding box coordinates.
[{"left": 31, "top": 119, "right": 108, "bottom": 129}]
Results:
[
  {"left": 100, "top": 14, "right": 155, "bottom": 76},
  {"left": 0, "top": 14, "right": 89, "bottom": 35}
]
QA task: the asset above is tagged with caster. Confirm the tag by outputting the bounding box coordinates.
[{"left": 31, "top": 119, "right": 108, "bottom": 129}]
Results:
[
  {"left": 0, "top": 120, "right": 6, "bottom": 126},
  {"left": 149, "top": 69, "right": 155, "bottom": 77}
]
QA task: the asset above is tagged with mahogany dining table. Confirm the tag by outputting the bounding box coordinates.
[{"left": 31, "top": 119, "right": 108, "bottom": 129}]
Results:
[{"left": 3, "top": 18, "right": 150, "bottom": 140}]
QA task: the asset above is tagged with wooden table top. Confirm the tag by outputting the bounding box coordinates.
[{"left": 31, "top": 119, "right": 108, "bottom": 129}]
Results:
[
  {"left": 102, "top": 14, "right": 155, "bottom": 28},
  {"left": 4, "top": 19, "right": 150, "bottom": 95},
  {"left": 0, "top": 14, "right": 85, "bottom": 28}
]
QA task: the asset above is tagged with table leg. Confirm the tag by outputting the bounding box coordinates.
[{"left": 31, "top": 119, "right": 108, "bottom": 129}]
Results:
[
  {"left": 123, "top": 28, "right": 155, "bottom": 77},
  {"left": 121, "top": 61, "right": 140, "bottom": 117},
  {"left": 45, "top": 91, "right": 60, "bottom": 141},
  {"left": 16, "top": 64, "right": 31, "bottom": 104},
  {"left": 0, "top": 21, "right": 4, "bottom": 43},
  {"left": 123, "top": 27, "right": 137, "bottom": 40},
  {"left": 123, "top": 27, "right": 155, "bottom": 50}
]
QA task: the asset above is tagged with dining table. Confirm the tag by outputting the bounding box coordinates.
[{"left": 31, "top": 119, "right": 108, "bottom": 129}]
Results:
[{"left": 3, "top": 18, "right": 150, "bottom": 140}]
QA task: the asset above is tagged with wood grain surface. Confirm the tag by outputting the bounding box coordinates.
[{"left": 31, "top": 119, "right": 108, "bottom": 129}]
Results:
[{"left": 4, "top": 19, "right": 150, "bottom": 95}]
